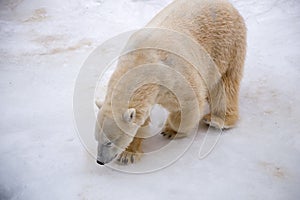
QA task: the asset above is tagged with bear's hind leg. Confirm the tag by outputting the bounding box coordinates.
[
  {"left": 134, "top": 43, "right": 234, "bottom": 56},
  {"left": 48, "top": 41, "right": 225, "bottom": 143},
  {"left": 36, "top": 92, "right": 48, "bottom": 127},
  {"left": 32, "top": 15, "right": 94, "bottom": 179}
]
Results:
[
  {"left": 222, "top": 68, "right": 242, "bottom": 128},
  {"left": 203, "top": 66, "right": 244, "bottom": 129}
]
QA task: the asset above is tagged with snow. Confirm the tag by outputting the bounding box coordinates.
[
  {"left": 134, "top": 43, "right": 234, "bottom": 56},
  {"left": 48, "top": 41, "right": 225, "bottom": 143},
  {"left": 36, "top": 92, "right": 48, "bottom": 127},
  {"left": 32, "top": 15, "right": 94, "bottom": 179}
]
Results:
[{"left": 0, "top": 0, "right": 300, "bottom": 199}]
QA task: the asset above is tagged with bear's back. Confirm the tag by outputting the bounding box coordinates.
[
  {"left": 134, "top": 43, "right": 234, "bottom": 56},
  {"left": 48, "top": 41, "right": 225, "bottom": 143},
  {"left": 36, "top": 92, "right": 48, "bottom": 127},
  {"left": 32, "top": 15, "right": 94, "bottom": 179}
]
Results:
[{"left": 147, "top": 0, "right": 247, "bottom": 74}]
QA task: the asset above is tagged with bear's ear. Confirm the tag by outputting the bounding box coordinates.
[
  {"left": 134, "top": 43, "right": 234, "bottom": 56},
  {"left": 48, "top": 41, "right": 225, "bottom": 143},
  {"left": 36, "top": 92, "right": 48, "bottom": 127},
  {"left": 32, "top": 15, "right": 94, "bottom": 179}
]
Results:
[
  {"left": 95, "top": 100, "right": 103, "bottom": 109},
  {"left": 123, "top": 108, "right": 136, "bottom": 123}
]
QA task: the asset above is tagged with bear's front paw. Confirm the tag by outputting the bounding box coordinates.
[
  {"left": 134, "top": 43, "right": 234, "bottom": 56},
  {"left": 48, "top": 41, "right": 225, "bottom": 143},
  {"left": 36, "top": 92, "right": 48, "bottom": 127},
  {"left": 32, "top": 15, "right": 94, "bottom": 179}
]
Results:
[
  {"left": 161, "top": 129, "right": 177, "bottom": 139},
  {"left": 116, "top": 151, "right": 142, "bottom": 165},
  {"left": 202, "top": 113, "right": 212, "bottom": 125}
]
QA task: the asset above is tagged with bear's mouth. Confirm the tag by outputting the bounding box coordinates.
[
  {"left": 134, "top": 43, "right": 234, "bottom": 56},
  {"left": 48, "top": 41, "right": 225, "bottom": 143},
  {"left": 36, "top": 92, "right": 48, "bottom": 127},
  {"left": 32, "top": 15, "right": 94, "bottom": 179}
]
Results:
[
  {"left": 96, "top": 153, "right": 118, "bottom": 165},
  {"left": 96, "top": 143, "right": 119, "bottom": 165},
  {"left": 96, "top": 160, "right": 105, "bottom": 165}
]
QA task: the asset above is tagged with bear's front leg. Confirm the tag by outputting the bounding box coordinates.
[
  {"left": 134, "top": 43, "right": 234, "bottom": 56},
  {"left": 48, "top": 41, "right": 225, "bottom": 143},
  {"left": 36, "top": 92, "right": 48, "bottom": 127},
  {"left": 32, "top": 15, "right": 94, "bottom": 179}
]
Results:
[
  {"left": 161, "top": 120, "right": 178, "bottom": 139},
  {"left": 117, "top": 137, "right": 143, "bottom": 165},
  {"left": 116, "top": 117, "right": 151, "bottom": 164},
  {"left": 161, "top": 111, "right": 187, "bottom": 139}
]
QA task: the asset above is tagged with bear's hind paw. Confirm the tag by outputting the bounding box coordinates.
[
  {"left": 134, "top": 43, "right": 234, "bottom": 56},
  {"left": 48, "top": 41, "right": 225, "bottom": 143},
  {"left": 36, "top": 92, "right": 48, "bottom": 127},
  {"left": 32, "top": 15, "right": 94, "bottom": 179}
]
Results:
[{"left": 202, "top": 113, "right": 236, "bottom": 129}]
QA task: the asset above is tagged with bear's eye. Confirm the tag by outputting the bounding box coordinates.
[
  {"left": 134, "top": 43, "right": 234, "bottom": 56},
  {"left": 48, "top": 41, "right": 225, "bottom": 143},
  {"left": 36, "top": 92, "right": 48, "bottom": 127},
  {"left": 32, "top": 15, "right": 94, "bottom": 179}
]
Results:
[{"left": 105, "top": 142, "right": 112, "bottom": 146}]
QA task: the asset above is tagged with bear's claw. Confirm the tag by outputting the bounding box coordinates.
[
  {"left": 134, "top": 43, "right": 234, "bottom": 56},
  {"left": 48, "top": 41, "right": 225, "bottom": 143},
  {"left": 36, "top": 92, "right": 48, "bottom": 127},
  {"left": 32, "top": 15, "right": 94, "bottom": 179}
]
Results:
[
  {"left": 116, "top": 151, "right": 142, "bottom": 165},
  {"left": 160, "top": 131, "right": 177, "bottom": 139}
]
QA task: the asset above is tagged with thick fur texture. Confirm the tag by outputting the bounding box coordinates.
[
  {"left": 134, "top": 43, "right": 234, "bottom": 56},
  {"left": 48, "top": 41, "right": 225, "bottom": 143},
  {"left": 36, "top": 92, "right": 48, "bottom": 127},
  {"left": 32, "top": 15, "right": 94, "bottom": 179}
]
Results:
[{"left": 96, "top": 0, "right": 246, "bottom": 164}]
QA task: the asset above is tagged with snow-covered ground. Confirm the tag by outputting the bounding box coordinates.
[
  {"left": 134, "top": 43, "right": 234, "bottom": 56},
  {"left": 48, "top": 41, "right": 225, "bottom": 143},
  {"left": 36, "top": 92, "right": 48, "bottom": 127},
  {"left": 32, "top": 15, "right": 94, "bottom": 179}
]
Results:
[{"left": 1, "top": 0, "right": 300, "bottom": 199}]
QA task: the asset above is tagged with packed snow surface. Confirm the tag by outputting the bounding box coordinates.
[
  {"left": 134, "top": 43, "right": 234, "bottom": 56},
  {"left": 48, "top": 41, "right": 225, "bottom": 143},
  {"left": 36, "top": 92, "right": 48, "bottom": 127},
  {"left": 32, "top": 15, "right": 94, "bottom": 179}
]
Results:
[{"left": 0, "top": 0, "right": 299, "bottom": 199}]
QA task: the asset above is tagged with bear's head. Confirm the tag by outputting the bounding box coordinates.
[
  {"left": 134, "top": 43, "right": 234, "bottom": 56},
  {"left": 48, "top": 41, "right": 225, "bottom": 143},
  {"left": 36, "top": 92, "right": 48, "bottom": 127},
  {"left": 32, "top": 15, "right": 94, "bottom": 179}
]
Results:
[{"left": 94, "top": 101, "right": 139, "bottom": 165}]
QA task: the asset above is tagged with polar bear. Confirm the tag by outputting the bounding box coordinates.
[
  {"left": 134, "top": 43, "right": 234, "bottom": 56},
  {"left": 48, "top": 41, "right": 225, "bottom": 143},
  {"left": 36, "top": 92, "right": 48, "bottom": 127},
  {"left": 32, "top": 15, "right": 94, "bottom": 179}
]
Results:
[{"left": 95, "top": 0, "right": 246, "bottom": 165}]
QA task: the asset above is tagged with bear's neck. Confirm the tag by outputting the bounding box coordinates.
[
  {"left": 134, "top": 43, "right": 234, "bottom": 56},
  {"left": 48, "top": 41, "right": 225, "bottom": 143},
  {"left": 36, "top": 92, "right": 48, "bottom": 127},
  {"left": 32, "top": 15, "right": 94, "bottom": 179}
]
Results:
[{"left": 128, "top": 84, "right": 160, "bottom": 126}]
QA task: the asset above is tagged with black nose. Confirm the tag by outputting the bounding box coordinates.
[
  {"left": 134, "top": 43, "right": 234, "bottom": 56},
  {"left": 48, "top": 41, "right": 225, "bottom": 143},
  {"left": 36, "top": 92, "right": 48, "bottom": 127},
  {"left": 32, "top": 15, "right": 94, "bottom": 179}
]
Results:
[{"left": 97, "top": 160, "right": 105, "bottom": 165}]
